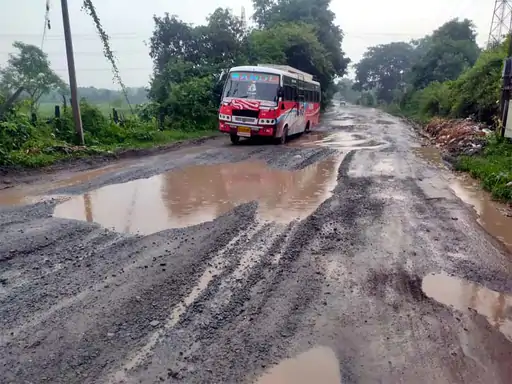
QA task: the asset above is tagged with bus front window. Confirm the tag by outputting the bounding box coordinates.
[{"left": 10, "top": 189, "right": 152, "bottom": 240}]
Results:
[{"left": 223, "top": 72, "right": 280, "bottom": 102}]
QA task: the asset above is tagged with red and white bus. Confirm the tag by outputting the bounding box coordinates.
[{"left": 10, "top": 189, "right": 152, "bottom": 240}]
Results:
[{"left": 218, "top": 64, "right": 321, "bottom": 145}]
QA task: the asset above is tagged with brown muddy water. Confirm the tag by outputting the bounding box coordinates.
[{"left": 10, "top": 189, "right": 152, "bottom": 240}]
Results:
[
  {"left": 0, "top": 163, "right": 132, "bottom": 206},
  {"left": 413, "top": 146, "right": 512, "bottom": 253},
  {"left": 422, "top": 272, "right": 512, "bottom": 343},
  {"left": 51, "top": 157, "right": 342, "bottom": 234},
  {"left": 254, "top": 346, "right": 340, "bottom": 384},
  {"left": 291, "top": 130, "right": 387, "bottom": 151}
]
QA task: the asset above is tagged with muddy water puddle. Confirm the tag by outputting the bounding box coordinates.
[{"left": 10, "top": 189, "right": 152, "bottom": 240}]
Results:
[
  {"left": 413, "top": 146, "right": 512, "bottom": 252},
  {"left": 0, "top": 163, "right": 131, "bottom": 206},
  {"left": 52, "top": 157, "right": 342, "bottom": 234},
  {"left": 412, "top": 146, "right": 445, "bottom": 167},
  {"left": 292, "top": 130, "right": 386, "bottom": 150},
  {"left": 451, "top": 177, "right": 512, "bottom": 251},
  {"left": 254, "top": 346, "right": 340, "bottom": 384},
  {"left": 422, "top": 272, "right": 512, "bottom": 342}
]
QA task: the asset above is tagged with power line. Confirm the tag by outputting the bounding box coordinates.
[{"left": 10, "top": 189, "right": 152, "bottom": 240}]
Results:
[
  {"left": 0, "top": 50, "right": 147, "bottom": 55},
  {"left": 52, "top": 67, "right": 151, "bottom": 71},
  {"left": 0, "top": 31, "right": 430, "bottom": 39},
  {"left": 41, "top": 0, "right": 51, "bottom": 49}
]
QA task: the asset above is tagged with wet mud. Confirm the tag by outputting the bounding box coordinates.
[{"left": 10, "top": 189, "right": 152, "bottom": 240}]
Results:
[
  {"left": 2, "top": 106, "right": 512, "bottom": 384},
  {"left": 413, "top": 145, "right": 512, "bottom": 252}
]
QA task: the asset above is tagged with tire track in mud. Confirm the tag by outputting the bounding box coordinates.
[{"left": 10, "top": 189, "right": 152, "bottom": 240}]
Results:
[
  {"left": 120, "top": 148, "right": 390, "bottom": 384},
  {"left": 5, "top": 106, "right": 512, "bottom": 384},
  {"left": 0, "top": 142, "right": 342, "bottom": 384},
  {"left": 0, "top": 202, "right": 260, "bottom": 383}
]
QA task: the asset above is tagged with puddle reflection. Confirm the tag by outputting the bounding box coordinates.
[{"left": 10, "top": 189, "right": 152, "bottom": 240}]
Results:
[
  {"left": 450, "top": 177, "right": 512, "bottom": 252},
  {"left": 0, "top": 163, "right": 130, "bottom": 206},
  {"left": 52, "top": 157, "right": 341, "bottom": 234},
  {"left": 422, "top": 272, "right": 512, "bottom": 342}
]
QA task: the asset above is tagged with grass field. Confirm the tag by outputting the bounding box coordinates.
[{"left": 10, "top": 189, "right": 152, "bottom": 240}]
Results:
[{"left": 37, "top": 102, "right": 133, "bottom": 118}]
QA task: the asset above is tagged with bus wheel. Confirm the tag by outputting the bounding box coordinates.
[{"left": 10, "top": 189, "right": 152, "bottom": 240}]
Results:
[
  {"left": 230, "top": 134, "right": 240, "bottom": 145},
  {"left": 276, "top": 126, "right": 288, "bottom": 145},
  {"left": 305, "top": 121, "right": 311, "bottom": 133}
]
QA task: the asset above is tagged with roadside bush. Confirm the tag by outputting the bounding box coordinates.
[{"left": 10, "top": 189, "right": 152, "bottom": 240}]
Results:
[
  {"left": 164, "top": 76, "right": 218, "bottom": 131},
  {"left": 449, "top": 45, "right": 506, "bottom": 124},
  {"left": 0, "top": 114, "right": 34, "bottom": 151},
  {"left": 416, "top": 81, "right": 455, "bottom": 118}
]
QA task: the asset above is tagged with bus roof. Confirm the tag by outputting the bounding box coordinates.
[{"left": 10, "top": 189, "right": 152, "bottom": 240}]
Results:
[{"left": 229, "top": 65, "right": 320, "bottom": 86}]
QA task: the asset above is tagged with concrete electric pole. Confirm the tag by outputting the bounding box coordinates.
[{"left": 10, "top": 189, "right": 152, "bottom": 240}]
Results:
[{"left": 60, "top": 0, "right": 84, "bottom": 145}]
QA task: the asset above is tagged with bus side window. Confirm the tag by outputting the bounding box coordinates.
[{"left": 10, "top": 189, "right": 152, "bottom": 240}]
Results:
[{"left": 284, "top": 86, "right": 293, "bottom": 101}]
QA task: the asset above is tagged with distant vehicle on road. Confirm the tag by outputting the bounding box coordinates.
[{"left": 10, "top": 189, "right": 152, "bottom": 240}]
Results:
[
  {"left": 340, "top": 99, "right": 346, "bottom": 106},
  {"left": 218, "top": 64, "right": 321, "bottom": 145}
]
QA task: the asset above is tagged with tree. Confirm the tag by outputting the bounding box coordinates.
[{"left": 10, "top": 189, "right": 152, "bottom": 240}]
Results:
[
  {"left": 411, "top": 18, "right": 480, "bottom": 89},
  {"left": 251, "top": 0, "right": 349, "bottom": 107},
  {"left": 251, "top": 0, "right": 349, "bottom": 77},
  {"left": 0, "top": 41, "right": 65, "bottom": 113},
  {"left": 248, "top": 22, "right": 334, "bottom": 106},
  {"left": 149, "top": 14, "right": 199, "bottom": 74},
  {"left": 203, "top": 8, "right": 247, "bottom": 70},
  {"left": 353, "top": 42, "right": 415, "bottom": 103}
]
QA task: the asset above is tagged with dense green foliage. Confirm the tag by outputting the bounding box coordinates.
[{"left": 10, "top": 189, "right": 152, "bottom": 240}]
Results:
[{"left": 353, "top": 18, "right": 498, "bottom": 124}]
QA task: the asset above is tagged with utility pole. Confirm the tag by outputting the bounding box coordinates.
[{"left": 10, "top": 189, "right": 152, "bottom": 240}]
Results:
[{"left": 61, "top": 0, "right": 84, "bottom": 145}]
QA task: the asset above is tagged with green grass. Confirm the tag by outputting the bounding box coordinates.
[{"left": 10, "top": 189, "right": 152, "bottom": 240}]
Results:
[
  {"left": 4, "top": 129, "right": 216, "bottom": 168},
  {"left": 456, "top": 135, "right": 512, "bottom": 202}
]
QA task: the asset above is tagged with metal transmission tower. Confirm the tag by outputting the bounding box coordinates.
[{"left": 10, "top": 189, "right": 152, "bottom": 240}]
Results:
[{"left": 488, "top": 0, "right": 512, "bottom": 47}]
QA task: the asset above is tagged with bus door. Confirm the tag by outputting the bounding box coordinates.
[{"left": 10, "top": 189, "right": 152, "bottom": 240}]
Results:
[{"left": 296, "top": 76, "right": 306, "bottom": 118}]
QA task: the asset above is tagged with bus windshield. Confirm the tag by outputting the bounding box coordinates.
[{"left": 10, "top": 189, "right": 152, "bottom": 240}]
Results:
[{"left": 223, "top": 72, "right": 280, "bottom": 102}]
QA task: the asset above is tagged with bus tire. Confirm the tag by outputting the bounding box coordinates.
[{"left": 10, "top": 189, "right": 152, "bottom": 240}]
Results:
[
  {"left": 276, "top": 126, "right": 288, "bottom": 145},
  {"left": 230, "top": 134, "right": 240, "bottom": 145},
  {"left": 305, "top": 121, "right": 311, "bottom": 133}
]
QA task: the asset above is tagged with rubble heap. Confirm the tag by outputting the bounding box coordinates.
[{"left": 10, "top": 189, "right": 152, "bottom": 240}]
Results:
[{"left": 423, "top": 117, "right": 492, "bottom": 156}]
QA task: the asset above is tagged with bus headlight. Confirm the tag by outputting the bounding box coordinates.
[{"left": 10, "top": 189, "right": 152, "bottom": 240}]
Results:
[
  {"left": 258, "top": 119, "right": 276, "bottom": 125},
  {"left": 219, "top": 114, "right": 231, "bottom": 121}
]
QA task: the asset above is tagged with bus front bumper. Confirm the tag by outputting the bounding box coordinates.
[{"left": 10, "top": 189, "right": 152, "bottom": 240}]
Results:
[{"left": 219, "top": 122, "right": 275, "bottom": 137}]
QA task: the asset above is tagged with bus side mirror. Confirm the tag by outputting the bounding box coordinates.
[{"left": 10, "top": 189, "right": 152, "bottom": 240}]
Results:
[{"left": 277, "top": 88, "right": 284, "bottom": 98}]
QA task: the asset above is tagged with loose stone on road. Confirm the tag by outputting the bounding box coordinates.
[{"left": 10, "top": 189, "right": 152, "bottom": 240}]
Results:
[{"left": 1, "top": 105, "right": 512, "bottom": 383}]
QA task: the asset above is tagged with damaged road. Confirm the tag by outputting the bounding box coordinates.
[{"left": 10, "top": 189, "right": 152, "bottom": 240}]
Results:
[{"left": 1, "top": 106, "right": 512, "bottom": 383}]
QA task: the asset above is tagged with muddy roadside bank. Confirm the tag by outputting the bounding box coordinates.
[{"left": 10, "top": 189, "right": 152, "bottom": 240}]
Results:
[
  {"left": 402, "top": 117, "right": 488, "bottom": 166},
  {"left": 0, "top": 133, "right": 221, "bottom": 189},
  {"left": 405, "top": 116, "right": 512, "bottom": 206}
]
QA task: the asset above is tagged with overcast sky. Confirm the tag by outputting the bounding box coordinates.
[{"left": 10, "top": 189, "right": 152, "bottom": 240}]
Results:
[{"left": 0, "top": 0, "right": 491, "bottom": 89}]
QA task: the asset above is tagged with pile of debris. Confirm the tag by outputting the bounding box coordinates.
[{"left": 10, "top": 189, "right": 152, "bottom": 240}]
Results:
[{"left": 423, "top": 117, "right": 492, "bottom": 156}]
